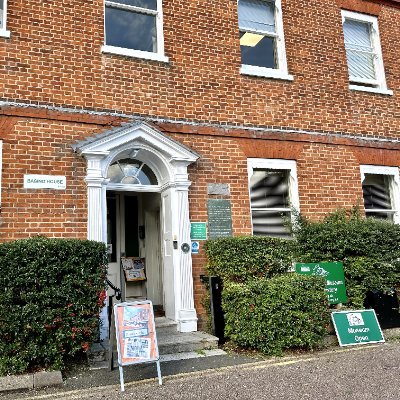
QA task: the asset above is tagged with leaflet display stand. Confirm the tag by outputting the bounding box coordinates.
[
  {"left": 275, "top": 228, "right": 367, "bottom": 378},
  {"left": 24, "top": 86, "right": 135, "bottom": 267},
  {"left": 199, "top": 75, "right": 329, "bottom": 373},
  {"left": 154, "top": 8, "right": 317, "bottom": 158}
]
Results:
[{"left": 120, "top": 257, "right": 147, "bottom": 301}]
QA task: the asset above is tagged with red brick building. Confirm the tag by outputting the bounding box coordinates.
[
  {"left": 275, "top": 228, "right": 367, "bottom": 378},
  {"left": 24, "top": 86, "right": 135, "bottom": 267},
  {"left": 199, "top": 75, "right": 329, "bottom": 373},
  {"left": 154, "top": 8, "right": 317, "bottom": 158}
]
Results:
[{"left": 0, "top": 0, "right": 399, "bottom": 332}]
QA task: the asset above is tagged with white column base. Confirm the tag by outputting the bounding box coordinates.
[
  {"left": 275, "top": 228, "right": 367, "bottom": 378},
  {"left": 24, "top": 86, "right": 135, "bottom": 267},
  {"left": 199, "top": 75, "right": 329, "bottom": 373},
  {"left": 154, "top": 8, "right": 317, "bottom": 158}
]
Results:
[{"left": 177, "top": 309, "right": 198, "bottom": 332}]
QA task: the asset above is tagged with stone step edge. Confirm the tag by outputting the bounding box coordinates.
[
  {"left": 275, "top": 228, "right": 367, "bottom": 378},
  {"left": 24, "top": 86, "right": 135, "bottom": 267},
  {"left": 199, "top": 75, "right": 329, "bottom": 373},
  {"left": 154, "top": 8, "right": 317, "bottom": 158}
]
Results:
[
  {"left": 0, "top": 370, "right": 63, "bottom": 394},
  {"left": 89, "top": 349, "right": 227, "bottom": 370}
]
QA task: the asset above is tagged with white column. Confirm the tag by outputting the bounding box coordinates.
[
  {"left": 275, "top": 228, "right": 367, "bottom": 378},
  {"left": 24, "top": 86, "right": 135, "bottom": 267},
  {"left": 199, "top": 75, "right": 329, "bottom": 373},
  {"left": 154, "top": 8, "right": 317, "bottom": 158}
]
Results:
[
  {"left": 83, "top": 152, "right": 109, "bottom": 341},
  {"left": 175, "top": 181, "right": 197, "bottom": 332},
  {"left": 83, "top": 152, "right": 109, "bottom": 242}
]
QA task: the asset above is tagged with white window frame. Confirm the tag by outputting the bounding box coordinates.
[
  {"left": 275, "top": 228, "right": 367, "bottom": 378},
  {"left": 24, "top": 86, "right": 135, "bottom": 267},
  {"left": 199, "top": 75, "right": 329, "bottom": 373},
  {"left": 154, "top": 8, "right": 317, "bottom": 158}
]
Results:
[
  {"left": 341, "top": 10, "right": 392, "bottom": 96},
  {"left": 239, "top": 0, "right": 293, "bottom": 81},
  {"left": 247, "top": 158, "right": 300, "bottom": 236},
  {"left": 101, "top": 0, "right": 169, "bottom": 63},
  {"left": 360, "top": 165, "right": 400, "bottom": 224},
  {"left": 0, "top": 0, "right": 10, "bottom": 38}
]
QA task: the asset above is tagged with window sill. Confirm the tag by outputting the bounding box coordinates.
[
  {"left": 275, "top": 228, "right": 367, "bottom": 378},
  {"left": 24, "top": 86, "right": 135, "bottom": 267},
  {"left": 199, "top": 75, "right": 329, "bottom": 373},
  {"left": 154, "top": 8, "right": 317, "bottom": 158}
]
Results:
[
  {"left": 240, "top": 65, "right": 294, "bottom": 81},
  {"left": 349, "top": 85, "right": 393, "bottom": 96},
  {"left": 0, "top": 30, "right": 10, "bottom": 38},
  {"left": 101, "top": 45, "right": 169, "bottom": 63}
]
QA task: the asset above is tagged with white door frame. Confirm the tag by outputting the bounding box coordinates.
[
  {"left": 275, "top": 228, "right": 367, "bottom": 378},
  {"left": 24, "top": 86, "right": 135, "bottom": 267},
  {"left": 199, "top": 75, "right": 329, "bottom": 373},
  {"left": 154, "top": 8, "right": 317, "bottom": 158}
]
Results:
[{"left": 72, "top": 122, "right": 200, "bottom": 333}]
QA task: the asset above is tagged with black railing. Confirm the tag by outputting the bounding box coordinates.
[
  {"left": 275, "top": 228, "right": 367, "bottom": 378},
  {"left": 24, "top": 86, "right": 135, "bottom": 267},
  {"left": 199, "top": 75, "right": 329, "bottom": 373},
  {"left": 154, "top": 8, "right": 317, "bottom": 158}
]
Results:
[{"left": 106, "top": 279, "right": 121, "bottom": 339}]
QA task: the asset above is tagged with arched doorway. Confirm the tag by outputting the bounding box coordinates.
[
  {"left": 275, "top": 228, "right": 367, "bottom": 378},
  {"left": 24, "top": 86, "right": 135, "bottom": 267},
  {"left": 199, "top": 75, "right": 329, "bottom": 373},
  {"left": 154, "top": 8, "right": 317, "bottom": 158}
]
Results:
[{"left": 72, "top": 122, "right": 199, "bottom": 334}]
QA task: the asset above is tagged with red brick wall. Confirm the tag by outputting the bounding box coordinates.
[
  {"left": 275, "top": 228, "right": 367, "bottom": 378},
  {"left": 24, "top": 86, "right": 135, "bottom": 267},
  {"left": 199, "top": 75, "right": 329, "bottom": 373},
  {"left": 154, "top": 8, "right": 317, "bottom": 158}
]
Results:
[
  {"left": 1, "top": 115, "right": 400, "bottom": 327},
  {"left": 163, "top": 129, "right": 400, "bottom": 325},
  {"left": 0, "top": 117, "right": 104, "bottom": 241},
  {"left": 1, "top": 0, "right": 400, "bottom": 328},
  {"left": 0, "top": 0, "right": 400, "bottom": 138}
]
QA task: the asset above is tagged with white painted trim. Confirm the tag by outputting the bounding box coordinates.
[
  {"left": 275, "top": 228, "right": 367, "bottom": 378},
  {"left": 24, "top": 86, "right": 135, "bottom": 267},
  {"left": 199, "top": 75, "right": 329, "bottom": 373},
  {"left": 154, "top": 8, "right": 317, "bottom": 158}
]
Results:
[
  {"left": 341, "top": 10, "right": 389, "bottom": 92},
  {"left": 78, "top": 123, "right": 199, "bottom": 332},
  {"left": 349, "top": 85, "right": 393, "bottom": 96},
  {"left": 106, "top": 183, "right": 161, "bottom": 192},
  {"left": 241, "top": 64, "right": 294, "bottom": 81},
  {"left": 360, "top": 165, "right": 400, "bottom": 180},
  {"left": 247, "top": 158, "right": 300, "bottom": 234},
  {"left": 103, "top": 0, "right": 167, "bottom": 61},
  {"left": 238, "top": 0, "right": 291, "bottom": 79},
  {"left": 0, "top": 29, "right": 10, "bottom": 38},
  {"left": 101, "top": 45, "right": 169, "bottom": 63},
  {"left": 360, "top": 165, "right": 400, "bottom": 224},
  {"left": 0, "top": 0, "right": 9, "bottom": 36}
]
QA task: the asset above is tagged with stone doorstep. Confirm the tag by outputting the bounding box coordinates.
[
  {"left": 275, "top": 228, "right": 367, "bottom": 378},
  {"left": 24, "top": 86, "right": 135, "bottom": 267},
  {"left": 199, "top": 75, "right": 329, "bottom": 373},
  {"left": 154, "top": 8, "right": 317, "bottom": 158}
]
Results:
[{"left": 0, "top": 370, "right": 63, "bottom": 394}]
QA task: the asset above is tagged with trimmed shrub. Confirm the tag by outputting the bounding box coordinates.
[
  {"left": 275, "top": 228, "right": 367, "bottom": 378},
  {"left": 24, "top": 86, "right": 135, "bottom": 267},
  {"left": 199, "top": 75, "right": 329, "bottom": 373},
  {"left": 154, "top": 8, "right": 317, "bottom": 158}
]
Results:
[
  {"left": 204, "top": 236, "right": 293, "bottom": 282},
  {"left": 293, "top": 210, "right": 400, "bottom": 307},
  {"left": 0, "top": 237, "right": 107, "bottom": 375},
  {"left": 223, "top": 274, "right": 330, "bottom": 355}
]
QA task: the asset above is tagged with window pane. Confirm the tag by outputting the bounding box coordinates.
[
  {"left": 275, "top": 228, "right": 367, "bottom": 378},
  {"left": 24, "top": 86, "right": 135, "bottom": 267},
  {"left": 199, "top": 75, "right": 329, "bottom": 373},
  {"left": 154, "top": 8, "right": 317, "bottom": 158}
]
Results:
[
  {"left": 365, "top": 211, "right": 394, "bottom": 222},
  {"left": 105, "top": 7, "right": 157, "bottom": 52},
  {"left": 363, "top": 174, "right": 392, "bottom": 212},
  {"left": 344, "top": 20, "right": 372, "bottom": 50},
  {"left": 343, "top": 20, "right": 376, "bottom": 81},
  {"left": 111, "top": 0, "right": 157, "bottom": 10},
  {"left": 0, "top": 0, "right": 3, "bottom": 30},
  {"left": 346, "top": 50, "right": 376, "bottom": 80},
  {"left": 240, "top": 32, "right": 276, "bottom": 68},
  {"left": 250, "top": 169, "right": 290, "bottom": 209},
  {"left": 238, "top": 0, "right": 275, "bottom": 33},
  {"left": 252, "top": 210, "right": 291, "bottom": 238}
]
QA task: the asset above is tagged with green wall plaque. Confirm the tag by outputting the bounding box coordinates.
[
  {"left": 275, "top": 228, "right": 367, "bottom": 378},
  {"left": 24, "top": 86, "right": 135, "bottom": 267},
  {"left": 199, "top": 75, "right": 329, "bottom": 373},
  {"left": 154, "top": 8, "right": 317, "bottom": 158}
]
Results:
[
  {"left": 190, "top": 222, "right": 207, "bottom": 240},
  {"left": 207, "top": 199, "right": 233, "bottom": 239},
  {"left": 331, "top": 310, "right": 385, "bottom": 346},
  {"left": 295, "top": 262, "right": 347, "bottom": 305}
]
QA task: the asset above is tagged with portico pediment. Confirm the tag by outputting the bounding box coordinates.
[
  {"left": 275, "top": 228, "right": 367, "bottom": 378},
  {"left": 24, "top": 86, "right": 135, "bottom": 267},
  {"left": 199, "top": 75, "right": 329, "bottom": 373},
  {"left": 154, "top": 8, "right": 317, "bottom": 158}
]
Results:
[{"left": 72, "top": 121, "right": 199, "bottom": 163}]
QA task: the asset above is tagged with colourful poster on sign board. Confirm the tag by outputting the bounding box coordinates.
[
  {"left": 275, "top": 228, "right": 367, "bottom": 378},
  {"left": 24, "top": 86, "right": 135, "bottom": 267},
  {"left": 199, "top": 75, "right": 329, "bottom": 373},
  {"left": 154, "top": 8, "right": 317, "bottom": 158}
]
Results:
[
  {"left": 114, "top": 301, "right": 162, "bottom": 391},
  {"left": 114, "top": 302, "right": 159, "bottom": 365},
  {"left": 295, "top": 262, "right": 347, "bottom": 305}
]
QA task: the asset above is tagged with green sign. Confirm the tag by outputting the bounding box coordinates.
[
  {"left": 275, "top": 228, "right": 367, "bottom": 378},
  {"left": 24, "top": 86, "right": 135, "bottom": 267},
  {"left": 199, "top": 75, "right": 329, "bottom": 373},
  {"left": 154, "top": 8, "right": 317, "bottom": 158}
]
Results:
[
  {"left": 207, "top": 199, "right": 233, "bottom": 239},
  {"left": 190, "top": 222, "right": 207, "bottom": 240},
  {"left": 331, "top": 310, "right": 385, "bottom": 346},
  {"left": 295, "top": 262, "right": 347, "bottom": 305}
]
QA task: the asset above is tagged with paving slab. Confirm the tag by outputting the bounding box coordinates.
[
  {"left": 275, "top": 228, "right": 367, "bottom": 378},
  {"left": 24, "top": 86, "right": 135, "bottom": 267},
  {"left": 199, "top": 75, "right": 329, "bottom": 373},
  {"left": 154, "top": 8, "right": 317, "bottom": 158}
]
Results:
[
  {"left": 33, "top": 371, "right": 63, "bottom": 389},
  {"left": 0, "top": 373, "right": 33, "bottom": 393}
]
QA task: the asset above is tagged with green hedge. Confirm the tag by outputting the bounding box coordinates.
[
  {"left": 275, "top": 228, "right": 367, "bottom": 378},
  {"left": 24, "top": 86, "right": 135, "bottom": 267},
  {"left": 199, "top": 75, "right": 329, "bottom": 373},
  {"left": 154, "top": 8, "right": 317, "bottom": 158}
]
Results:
[
  {"left": 204, "top": 236, "right": 293, "bottom": 282},
  {"left": 293, "top": 210, "right": 400, "bottom": 307},
  {"left": 223, "top": 274, "right": 330, "bottom": 355},
  {"left": 0, "top": 237, "right": 107, "bottom": 375}
]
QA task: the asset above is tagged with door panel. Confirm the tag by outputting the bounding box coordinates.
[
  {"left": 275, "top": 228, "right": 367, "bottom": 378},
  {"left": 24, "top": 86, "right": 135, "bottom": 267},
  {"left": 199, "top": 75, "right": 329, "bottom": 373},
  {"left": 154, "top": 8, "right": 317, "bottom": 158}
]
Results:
[
  {"left": 161, "top": 191, "right": 175, "bottom": 320},
  {"left": 106, "top": 194, "right": 120, "bottom": 293},
  {"left": 145, "top": 210, "right": 163, "bottom": 306}
]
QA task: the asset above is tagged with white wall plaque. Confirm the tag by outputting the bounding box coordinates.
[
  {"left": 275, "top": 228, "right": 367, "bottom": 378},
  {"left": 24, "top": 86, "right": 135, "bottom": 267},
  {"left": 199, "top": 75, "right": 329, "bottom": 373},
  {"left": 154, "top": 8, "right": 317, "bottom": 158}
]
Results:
[{"left": 24, "top": 174, "right": 66, "bottom": 190}]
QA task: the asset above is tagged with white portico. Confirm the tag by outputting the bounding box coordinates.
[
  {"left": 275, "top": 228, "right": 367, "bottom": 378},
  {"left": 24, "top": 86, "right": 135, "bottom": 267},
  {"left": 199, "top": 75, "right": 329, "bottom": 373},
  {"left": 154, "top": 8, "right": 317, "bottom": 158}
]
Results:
[{"left": 72, "top": 122, "right": 199, "bottom": 333}]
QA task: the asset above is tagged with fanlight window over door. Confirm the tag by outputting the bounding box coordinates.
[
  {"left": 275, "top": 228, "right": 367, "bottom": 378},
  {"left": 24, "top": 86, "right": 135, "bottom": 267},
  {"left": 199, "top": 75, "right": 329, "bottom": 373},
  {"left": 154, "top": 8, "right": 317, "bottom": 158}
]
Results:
[{"left": 107, "top": 158, "right": 158, "bottom": 186}]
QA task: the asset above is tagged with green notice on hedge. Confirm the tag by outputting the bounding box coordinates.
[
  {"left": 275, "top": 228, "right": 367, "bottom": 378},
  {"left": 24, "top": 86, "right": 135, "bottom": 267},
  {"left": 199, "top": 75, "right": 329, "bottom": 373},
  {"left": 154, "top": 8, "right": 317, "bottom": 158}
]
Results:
[
  {"left": 331, "top": 310, "right": 385, "bottom": 346},
  {"left": 295, "top": 262, "right": 347, "bottom": 305}
]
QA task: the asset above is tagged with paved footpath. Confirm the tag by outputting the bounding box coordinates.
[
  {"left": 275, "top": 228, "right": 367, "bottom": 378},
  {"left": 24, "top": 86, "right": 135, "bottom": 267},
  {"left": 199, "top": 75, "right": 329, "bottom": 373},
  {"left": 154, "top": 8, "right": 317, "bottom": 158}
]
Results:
[{"left": 2, "top": 342, "right": 399, "bottom": 400}]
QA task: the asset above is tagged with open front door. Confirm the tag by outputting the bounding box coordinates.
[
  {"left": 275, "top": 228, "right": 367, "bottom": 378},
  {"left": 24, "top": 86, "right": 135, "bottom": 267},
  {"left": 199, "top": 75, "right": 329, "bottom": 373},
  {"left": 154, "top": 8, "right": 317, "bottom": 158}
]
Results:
[
  {"left": 107, "top": 193, "right": 140, "bottom": 299},
  {"left": 144, "top": 210, "right": 163, "bottom": 309},
  {"left": 107, "top": 192, "right": 164, "bottom": 311}
]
